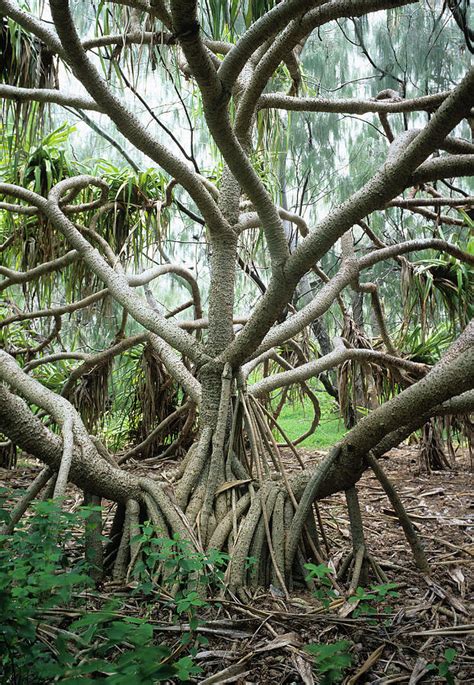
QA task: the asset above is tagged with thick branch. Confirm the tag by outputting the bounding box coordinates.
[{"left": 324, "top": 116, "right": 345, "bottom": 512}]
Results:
[
  {"left": 0, "top": 84, "right": 103, "bottom": 111},
  {"left": 224, "top": 66, "right": 474, "bottom": 366},
  {"left": 287, "top": 322, "right": 474, "bottom": 570},
  {"left": 249, "top": 339, "right": 427, "bottom": 397},
  {"left": 0, "top": 386, "right": 140, "bottom": 502},
  {"left": 257, "top": 90, "right": 451, "bottom": 115},
  {"left": 45, "top": 0, "right": 230, "bottom": 236}
]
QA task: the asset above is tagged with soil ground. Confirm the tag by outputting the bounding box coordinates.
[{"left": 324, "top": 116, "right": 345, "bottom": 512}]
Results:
[{"left": 1, "top": 446, "right": 473, "bottom": 684}]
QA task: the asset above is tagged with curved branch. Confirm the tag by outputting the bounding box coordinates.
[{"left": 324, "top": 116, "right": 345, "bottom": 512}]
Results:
[
  {"left": 23, "top": 352, "right": 88, "bottom": 372},
  {"left": 257, "top": 90, "right": 451, "bottom": 115},
  {"left": 387, "top": 195, "right": 474, "bottom": 208},
  {"left": 247, "top": 235, "right": 473, "bottom": 357},
  {"left": 0, "top": 351, "right": 94, "bottom": 498},
  {"left": 0, "top": 290, "right": 109, "bottom": 329},
  {"left": 250, "top": 338, "right": 427, "bottom": 397},
  {"left": 82, "top": 30, "right": 173, "bottom": 51},
  {"left": 170, "top": 0, "right": 290, "bottom": 269},
  {"left": 223, "top": 65, "right": 474, "bottom": 366},
  {"left": 286, "top": 321, "right": 474, "bottom": 571},
  {"left": 0, "top": 385, "right": 141, "bottom": 503},
  {"left": 128, "top": 263, "right": 203, "bottom": 319},
  {"left": 0, "top": 179, "right": 209, "bottom": 365},
  {"left": 359, "top": 238, "right": 474, "bottom": 270},
  {"left": 0, "top": 84, "right": 103, "bottom": 111},
  {"left": 0, "top": 466, "right": 54, "bottom": 535},
  {"left": 0, "top": 0, "right": 63, "bottom": 54},
  {"left": 235, "top": 0, "right": 417, "bottom": 137},
  {"left": 0, "top": 250, "right": 79, "bottom": 292},
  {"left": 45, "top": 0, "right": 230, "bottom": 236},
  {"left": 218, "top": 0, "right": 321, "bottom": 89},
  {"left": 412, "top": 154, "right": 474, "bottom": 185}
]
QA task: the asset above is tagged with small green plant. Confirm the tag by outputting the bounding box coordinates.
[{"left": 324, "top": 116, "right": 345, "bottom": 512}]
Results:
[
  {"left": 305, "top": 640, "right": 352, "bottom": 684},
  {"left": 426, "top": 648, "right": 458, "bottom": 685},
  {"left": 131, "top": 525, "right": 229, "bottom": 654},
  {"left": 132, "top": 525, "right": 228, "bottom": 595},
  {"left": 0, "top": 494, "right": 95, "bottom": 683},
  {"left": 348, "top": 582, "right": 399, "bottom": 619},
  {"left": 304, "top": 562, "right": 337, "bottom": 608},
  {"left": 46, "top": 607, "right": 202, "bottom": 683},
  {"left": 0, "top": 495, "right": 203, "bottom": 683}
]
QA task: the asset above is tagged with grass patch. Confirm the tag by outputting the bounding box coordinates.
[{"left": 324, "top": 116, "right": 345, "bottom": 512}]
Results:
[{"left": 274, "top": 390, "right": 346, "bottom": 449}]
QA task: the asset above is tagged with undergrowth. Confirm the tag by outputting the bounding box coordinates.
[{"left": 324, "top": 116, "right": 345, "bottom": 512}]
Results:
[
  {"left": 1, "top": 490, "right": 458, "bottom": 684},
  {"left": 0, "top": 488, "right": 204, "bottom": 684}
]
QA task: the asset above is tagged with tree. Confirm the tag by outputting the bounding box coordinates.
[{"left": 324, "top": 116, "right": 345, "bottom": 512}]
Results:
[{"left": 0, "top": 0, "right": 473, "bottom": 592}]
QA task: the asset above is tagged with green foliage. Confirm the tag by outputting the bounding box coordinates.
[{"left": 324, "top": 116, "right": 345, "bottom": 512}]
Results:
[
  {"left": 43, "top": 609, "right": 202, "bottom": 684},
  {"left": 132, "top": 525, "right": 229, "bottom": 595},
  {"left": 398, "top": 323, "right": 454, "bottom": 365},
  {"left": 303, "top": 561, "right": 399, "bottom": 625},
  {"left": 305, "top": 640, "right": 352, "bottom": 685},
  {"left": 0, "top": 493, "right": 94, "bottom": 683},
  {"left": 399, "top": 239, "right": 474, "bottom": 347},
  {"left": 131, "top": 525, "right": 229, "bottom": 654},
  {"left": 0, "top": 495, "right": 203, "bottom": 683},
  {"left": 304, "top": 562, "right": 337, "bottom": 608},
  {"left": 348, "top": 583, "right": 399, "bottom": 619},
  {"left": 426, "top": 648, "right": 458, "bottom": 685}
]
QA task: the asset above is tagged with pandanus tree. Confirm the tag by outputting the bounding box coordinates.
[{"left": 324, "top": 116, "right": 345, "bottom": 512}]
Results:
[{"left": 0, "top": 0, "right": 474, "bottom": 593}]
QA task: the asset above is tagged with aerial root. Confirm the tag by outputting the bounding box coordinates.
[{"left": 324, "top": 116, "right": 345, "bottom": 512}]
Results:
[
  {"left": 200, "top": 364, "right": 233, "bottom": 545},
  {"left": 184, "top": 463, "right": 208, "bottom": 524},
  {"left": 225, "top": 482, "right": 316, "bottom": 595},
  {"left": 208, "top": 492, "right": 251, "bottom": 551},
  {"left": 175, "top": 426, "right": 213, "bottom": 509},
  {"left": 366, "top": 451, "right": 429, "bottom": 573},
  {"left": 88, "top": 392, "right": 428, "bottom": 593},
  {"left": 108, "top": 476, "right": 206, "bottom": 583},
  {"left": 271, "top": 491, "right": 286, "bottom": 588},
  {"left": 338, "top": 486, "right": 387, "bottom": 590},
  {"left": 83, "top": 492, "right": 103, "bottom": 581},
  {"left": 112, "top": 501, "right": 132, "bottom": 581},
  {"left": 104, "top": 503, "right": 125, "bottom": 572}
]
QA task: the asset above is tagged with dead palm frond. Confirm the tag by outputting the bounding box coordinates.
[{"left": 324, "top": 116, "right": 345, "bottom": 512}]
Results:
[
  {"left": 128, "top": 343, "right": 195, "bottom": 460},
  {"left": 1, "top": 15, "right": 58, "bottom": 144}
]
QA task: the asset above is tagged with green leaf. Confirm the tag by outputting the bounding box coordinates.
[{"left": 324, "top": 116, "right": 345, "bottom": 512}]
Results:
[{"left": 444, "top": 648, "right": 457, "bottom": 664}]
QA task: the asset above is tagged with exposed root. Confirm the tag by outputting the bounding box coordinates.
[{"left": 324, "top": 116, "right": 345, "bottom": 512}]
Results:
[
  {"left": 270, "top": 491, "right": 286, "bottom": 589},
  {"left": 201, "top": 364, "right": 233, "bottom": 544},
  {"left": 83, "top": 492, "right": 103, "bottom": 582},
  {"left": 126, "top": 498, "right": 141, "bottom": 581},
  {"left": 208, "top": 493, "right": 251, "bottom": 551},
  {"left": 113, "top": 501, "right": 132, "bottom": 581},
  {"left": 143, "top": 492, "right": 168, "bottom": 535},
  {"left": 175, "top": 427, "right": 212, "bottom": 508},
  {"left": 345, "top": 486, "right": 369, "bottom": 589},
  {"left": 104, "top": 503, "right": 125, "bottom": 573},
  {"left": 366, "top": 451, "right": 429, "bottom": 573},
  {"left": 420, "top": 418, "right": 452, "bottom": 472},
  {"left": 338, "top": 485, "right": 388, "bottom": 590},
  {"left": 1, "top": 373, "right": 437, "bottom": 599}
]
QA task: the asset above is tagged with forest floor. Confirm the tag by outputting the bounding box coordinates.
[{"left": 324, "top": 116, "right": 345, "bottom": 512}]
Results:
[{"left": 1, "top": 446, "right": 473, "bottom": 684}]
